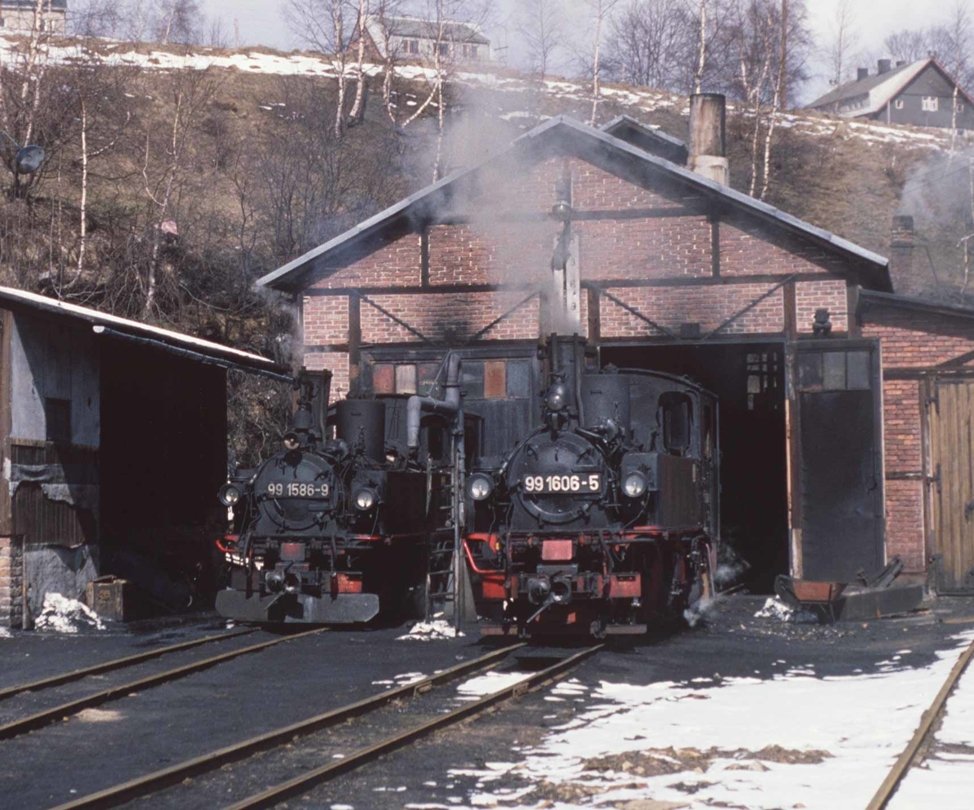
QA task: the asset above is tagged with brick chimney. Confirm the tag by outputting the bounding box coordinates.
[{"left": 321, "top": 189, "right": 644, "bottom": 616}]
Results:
[
  {"left": 890, "top": 214, "right": 916, "bottom": 295},
  {"left": 857, "top": 67, "right": 869, "bottom": 81},
  {"left": 878, "top": 58, "right": 892, "bottom": 74},
  {"left": 688, "top": 93, "right": 729, "bottom": 185}
]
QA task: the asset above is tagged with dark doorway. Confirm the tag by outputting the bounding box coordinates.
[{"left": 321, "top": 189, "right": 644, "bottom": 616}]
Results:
[{"left": 602, "top": 342, "right": 789, "bottom": 593}]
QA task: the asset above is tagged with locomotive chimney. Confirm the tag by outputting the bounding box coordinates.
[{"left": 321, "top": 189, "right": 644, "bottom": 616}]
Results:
[{"left": 688, "top": 93, "right": 729, "bottom": 186}]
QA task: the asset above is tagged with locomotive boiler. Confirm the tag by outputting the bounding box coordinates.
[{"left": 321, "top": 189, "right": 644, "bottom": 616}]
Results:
[
  {"left": 215, "top": 361, "right": 461, "bottom": 624},
  {"left": 462, "top": 335, "right": 718, "bottom": 637}
]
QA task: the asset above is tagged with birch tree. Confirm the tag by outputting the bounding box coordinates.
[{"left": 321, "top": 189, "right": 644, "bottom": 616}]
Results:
[{"left": 517, "top": 0, "right": 566, "bottom": 84}]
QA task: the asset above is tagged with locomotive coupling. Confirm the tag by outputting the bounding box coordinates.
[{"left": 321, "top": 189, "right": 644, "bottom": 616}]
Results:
[
  {"left": 525, "top": 573, "right": 574, "bottom": 605},
  {"left": 527, "top": 576, "right": 551, "bottom": 605}
]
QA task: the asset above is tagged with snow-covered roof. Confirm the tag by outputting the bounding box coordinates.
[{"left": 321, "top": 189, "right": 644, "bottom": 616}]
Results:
[
  {"left": 0, "top": 286, "right": 285, "bottom": 376},
  {"left": 807, "top": 58, "right": 974, "bottom": 118},
  {"left": 258, "top": 115, "right": 891, "bottom": 294}
]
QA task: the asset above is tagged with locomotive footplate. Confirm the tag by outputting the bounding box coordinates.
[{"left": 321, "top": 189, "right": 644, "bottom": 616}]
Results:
[{"left": 215, "top": 589, "right": 380, "bottom": 624}]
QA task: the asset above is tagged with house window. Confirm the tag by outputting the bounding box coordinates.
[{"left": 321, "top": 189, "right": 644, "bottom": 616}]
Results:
[
  {"left": 437, "top": 42, "right": 449, "bottom": 56},
  {"left": 894, "top": 99, "right": 905, "bottom": 109},
  {"left": 404, "top": 38, "right": 419, "bottom": 55},
  {"left": 922, "top": 96, "right": 939, "bottom": 111}
]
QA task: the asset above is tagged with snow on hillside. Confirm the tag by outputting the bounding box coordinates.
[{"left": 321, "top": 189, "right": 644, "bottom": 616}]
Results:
[{"left": 1, "top": 33, "right": 962, "bottom": 154}]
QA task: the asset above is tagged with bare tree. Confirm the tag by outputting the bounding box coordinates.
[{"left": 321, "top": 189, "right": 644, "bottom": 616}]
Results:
[
  {"left": 586, "top": 0, "right": 621, "bottom": 125},
  {"left": 826, "top": 0, "right": 859, "bottom": 86},
  {"left": 155, "top": 0, "right": 203, "bottom": 45},
  {"left": 286, "top": 0, "right": 376, "bottom": 137},
  {"left": 602, "top": 0, "right": 695, "bottom": 91},
  {"left": 134, "top": 70, "right": 220, "bottom": 317},
  {"left": 517, "top": 0, "right": 566, "bottom": 83}
]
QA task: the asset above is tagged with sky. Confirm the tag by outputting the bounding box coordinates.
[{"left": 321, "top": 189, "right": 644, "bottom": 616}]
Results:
[{"left": 198, "top": 0, "right": 963, "bottom": 104}]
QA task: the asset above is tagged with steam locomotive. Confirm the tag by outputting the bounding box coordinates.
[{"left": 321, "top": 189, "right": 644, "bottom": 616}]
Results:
[
  {"left": 214, "top": 361, "right": 462, "bottom": 624},
  {"left": 462, "top": 335, "right": 718, "bottom": 637}
]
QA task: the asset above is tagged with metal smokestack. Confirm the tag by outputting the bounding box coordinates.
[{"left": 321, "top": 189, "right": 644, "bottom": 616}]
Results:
[{"left": 688, "top": 93, "right": 729, "bottom": 186}]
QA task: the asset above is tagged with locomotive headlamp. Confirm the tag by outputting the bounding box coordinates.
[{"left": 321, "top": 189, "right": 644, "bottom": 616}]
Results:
[
  {"left": 354, "top": 488, "right": 376, "bottom": 511},
  {"left": 623, "top": 472, "right": 647, "bottom": 498},
  {"left": 282, "top": 432, "right": 300, "bottom": 451},
  {"left": 218, "top": 483, "right": 241, "bottom": 506},
  {"left": 545, "top": 382, "right": 569, "bottom": 412},
  {"left": 468, "top": 474, "right": 493, "bottom": 501}
]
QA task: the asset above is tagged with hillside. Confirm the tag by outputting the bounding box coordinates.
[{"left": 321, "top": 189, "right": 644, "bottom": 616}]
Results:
[{"left": 0, "top": 34, "right": 970, "bottom": 464}]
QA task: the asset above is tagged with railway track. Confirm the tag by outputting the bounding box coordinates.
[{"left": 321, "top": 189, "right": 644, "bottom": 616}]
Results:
[
  {"left": 0, "top": 627, "right": 255, "bottom": 701},
  {"left": 867, "top": 636, "right": 974, "bottom": 809},
  {"left": 52, "top": 642, "right": 602, "bottom": 809},
  {"left": 0, "top": 627, "right": 324, "bottom": 741}
]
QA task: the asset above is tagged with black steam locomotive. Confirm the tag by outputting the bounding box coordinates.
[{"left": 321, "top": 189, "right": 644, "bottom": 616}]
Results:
[
  {"left": 462, "top": 335, "right": 718, "bottom": 637},
  {"left": 215, "top": 361, "right": 461, "bottom": 624}
]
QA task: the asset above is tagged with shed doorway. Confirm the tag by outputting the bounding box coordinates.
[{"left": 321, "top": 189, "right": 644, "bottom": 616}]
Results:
[{"left": 601, "top": 342, "right": 788, "bottom": 593}]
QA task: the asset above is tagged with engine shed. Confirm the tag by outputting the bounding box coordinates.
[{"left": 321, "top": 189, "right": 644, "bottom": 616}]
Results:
[
  {"left": 0, "top": 287, "right": 284, "bottom": 628},
  {"left": 257, "top": 107, "right": 970, "bottom": 595}
]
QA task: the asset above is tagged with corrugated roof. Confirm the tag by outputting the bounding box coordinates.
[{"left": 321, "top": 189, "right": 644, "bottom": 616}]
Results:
[
  {"left": 600, "top": 115, "right": 688, "bottom": 163},
  {"left": 0, "top": 286, "right": 285, "bottom": 376},
  {"left": 259, "top": 115, "right": 890, "bottom": 293}
]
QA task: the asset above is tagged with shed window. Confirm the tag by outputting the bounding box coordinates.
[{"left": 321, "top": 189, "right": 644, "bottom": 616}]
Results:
[
  {"left": 659, "top": 392, "right": 692, "bottom": 456},
  {"left": 746, "top": 351, "right": 781, "bottom": 412},
  {"left": 922, "top": 96, "right": 939, "bottom": 111},
  {"left": 45, "top": 398, "right": 71, "bottom": 443},
  {"left": 797, "top": 350, "right": 871, "bottom": 392}
]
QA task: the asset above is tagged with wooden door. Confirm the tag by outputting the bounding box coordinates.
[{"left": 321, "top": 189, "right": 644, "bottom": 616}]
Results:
[
  {"left": 795, "top": 343, "right": 885, "bottom": 582},
  {"left": 927, "top": 377, "right": 974, "bottom": 592}
]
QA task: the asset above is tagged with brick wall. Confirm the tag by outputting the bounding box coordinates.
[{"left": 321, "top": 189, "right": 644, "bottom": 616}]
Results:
[
  {"left": 863, "top": 303, "right": 974, "bottom": 577},
  {"left": 0, "top": 536, "right": 23, "bottom": 629},
  {"left": 600, "top": 283, "right": 786, "bottom": 337}
]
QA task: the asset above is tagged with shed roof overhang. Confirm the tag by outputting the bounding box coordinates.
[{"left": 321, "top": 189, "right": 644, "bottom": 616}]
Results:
[
  {"left": 259, "top": 115, "right": 892, "bottom": 295},
  {"left": 858, "top": 289, "right": 974, "bottom": 323},
  {"left": 0, "top": 286, "right": 289, "bottom": 380}
]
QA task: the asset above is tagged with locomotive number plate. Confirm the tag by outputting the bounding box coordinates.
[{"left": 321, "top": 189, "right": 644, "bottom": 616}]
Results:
[
  {"left": 266, "top": 482, "right": 330, "bottom": 498},
  {"left": 522, "top": 474, "right": 601, "bottom": 494}
]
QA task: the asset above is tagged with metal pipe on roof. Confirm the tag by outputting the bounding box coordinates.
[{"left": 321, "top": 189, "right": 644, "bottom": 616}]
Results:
[{"left": 91, "top": 325, "right": 293, "bottom": 383}]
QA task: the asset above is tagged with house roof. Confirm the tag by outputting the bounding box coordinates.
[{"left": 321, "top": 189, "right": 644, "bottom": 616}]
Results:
[
  {"left": 807, "top": 58, "right": 974, "bottom": 117},
  {"left": 1, "top": 0, "right": 67, "bottom": 8},
  {"left": 258, "top": 115, "right": 891, "bottom": 294},
  {"left": 365, "top": 15, "right": 489, "bottom": 46},
  {"left": 0, "top": 286, "right": 288, "bottom": 378},
  {"left": 600, "top": 115, "right": 688, "bottom": 164}
]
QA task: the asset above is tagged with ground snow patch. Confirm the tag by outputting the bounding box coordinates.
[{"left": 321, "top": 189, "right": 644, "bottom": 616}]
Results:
[
  {"left": 754, "top": 596, "right": 818, "bottom": 623},
  {"left": 397, "top": 620, "right": 463, "bottom": 641},
  {"left": 455, "top": 630, "right": 974, "bottom": 810},
  {"left": 33, "top": 593, "right": 105, "bottom": 633},
  {"left": 0, "top": 626, "right": 11, "bottom": 638}
]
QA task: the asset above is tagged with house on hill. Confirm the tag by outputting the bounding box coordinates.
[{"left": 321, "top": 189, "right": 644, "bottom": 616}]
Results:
[
  {"left": 0, "top": 0, "right": 66, "bottom": 34},
  {"left": 355, "top": 15, "right": 491, "bottom": 63},
  {"left": 807, "top": 57, "right": 974, "bottom": 130}
]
